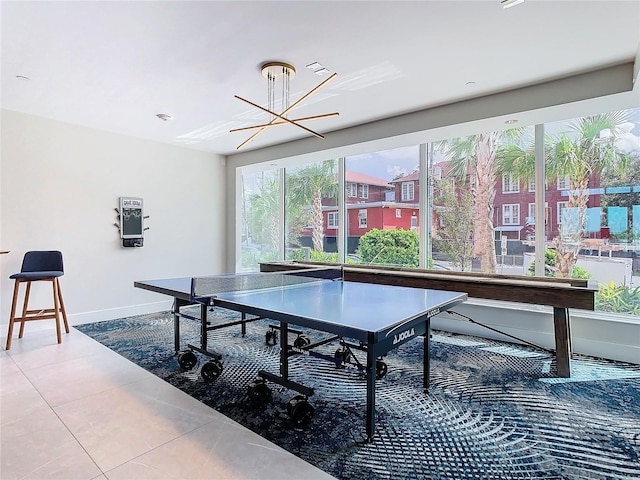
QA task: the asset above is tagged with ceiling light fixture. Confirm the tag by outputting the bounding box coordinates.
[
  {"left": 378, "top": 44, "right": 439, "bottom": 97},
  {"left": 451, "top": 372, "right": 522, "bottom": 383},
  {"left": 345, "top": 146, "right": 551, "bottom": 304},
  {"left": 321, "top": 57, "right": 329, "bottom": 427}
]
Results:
[
  {"left": 156, "top": 113, "right": 173, "bottom": 121},
  {"left": 501, "top": 0, "right": 525, "bottom": 8},
  {"left": 505, "top": 119, "right": 518, "bottom": 125},
  {"left": 16, "top": 75, "right": 30, "bottom": 81},
  {"left": 231, "top": 61, "right": 339, "bottom": 150}
]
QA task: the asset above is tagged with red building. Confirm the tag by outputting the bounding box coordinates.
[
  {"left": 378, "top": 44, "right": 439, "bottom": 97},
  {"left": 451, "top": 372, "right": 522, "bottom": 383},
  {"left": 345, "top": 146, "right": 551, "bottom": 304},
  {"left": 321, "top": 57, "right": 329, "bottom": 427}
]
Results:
[
  {"left": 300, "top": 171, "right": 420, "bottom": 252},
  {"left": 302, "top": 166, "right": 604, "bottom": 253},
  {"left": 492, "top": 173, "right": 603, "bottom": 241}
]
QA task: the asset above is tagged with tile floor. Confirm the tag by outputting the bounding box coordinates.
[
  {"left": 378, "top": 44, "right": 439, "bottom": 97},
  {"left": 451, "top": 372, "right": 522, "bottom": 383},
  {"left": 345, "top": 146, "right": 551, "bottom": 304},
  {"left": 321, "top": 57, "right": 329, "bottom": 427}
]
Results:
[{"left": 1, "top": 324, "right": 336, "bottom": 480}]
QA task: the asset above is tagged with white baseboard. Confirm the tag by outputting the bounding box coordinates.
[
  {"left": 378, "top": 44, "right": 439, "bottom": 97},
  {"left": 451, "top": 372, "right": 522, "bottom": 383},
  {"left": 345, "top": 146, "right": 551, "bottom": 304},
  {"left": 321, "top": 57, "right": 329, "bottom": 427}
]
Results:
[{"left": 67, "top": 301, "right": 173, "bottom": 326}]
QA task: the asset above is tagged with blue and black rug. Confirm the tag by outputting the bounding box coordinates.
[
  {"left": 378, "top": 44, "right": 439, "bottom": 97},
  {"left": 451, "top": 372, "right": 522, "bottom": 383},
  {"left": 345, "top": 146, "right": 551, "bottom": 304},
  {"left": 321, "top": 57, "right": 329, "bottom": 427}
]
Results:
[{"left": 76, "top": 309, "right": 640, "bottom": 480}]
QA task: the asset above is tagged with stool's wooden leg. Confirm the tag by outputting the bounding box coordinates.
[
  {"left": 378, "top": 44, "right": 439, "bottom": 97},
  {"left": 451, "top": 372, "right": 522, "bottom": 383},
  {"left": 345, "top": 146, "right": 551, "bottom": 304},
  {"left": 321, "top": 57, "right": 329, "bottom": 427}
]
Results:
[
  {"left": 52, "top": 278, "right": 62, "bottom": 344},
  {"left": 5, "top": 280, "right": 21, "bottom": 350},
  {"left": 57, "top": 279, "right": 70, "bottom": 334},
  {"left": 18, "top": 281, "right": 32, "bottom": 339}
]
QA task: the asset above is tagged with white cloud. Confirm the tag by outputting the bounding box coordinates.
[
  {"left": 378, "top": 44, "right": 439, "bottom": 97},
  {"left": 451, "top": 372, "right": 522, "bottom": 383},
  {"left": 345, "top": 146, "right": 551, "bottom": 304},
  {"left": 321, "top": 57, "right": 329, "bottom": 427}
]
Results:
[{"left": 615, "top": 122, "right": 640, "bottom": 155}]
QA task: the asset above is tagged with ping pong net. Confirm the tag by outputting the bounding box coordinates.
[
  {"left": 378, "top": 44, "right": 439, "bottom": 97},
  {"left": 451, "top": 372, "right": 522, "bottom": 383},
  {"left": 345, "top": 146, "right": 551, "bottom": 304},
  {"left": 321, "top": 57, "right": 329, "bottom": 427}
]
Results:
[{"left": 190, "top": 267, "right": 343, "bottom": 301}]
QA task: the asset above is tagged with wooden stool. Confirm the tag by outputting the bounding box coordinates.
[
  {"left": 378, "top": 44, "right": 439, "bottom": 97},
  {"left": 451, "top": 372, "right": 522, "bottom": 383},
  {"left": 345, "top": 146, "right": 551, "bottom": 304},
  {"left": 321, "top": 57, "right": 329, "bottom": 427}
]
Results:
[{"left": 5, "top": 251, "right": 69, "bottom": 350}]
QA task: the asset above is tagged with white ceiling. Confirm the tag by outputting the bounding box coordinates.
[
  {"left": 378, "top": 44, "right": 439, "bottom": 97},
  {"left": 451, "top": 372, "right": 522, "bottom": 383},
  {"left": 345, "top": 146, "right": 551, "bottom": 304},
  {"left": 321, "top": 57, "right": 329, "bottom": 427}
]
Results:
[{"left": 2, "top": 1, "right": 639, "bottom": 158}]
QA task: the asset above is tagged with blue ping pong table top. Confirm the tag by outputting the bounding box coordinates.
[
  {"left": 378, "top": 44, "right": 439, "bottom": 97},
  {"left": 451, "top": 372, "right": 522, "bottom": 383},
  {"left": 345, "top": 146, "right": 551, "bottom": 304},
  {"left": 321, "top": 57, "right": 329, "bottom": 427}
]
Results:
[{"left": 135, "top": 275, "right": 467, "bottom": 338}]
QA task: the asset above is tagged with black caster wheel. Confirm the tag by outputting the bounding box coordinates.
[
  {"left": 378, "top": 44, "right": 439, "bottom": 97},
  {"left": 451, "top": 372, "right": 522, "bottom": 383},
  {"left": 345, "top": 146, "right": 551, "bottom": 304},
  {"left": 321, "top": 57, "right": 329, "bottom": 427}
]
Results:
[
  {"left": 265, "top": 330, "right": 278, "bottom": 346},
  {"left": 293, "top": 334, "right": 311, "bottom": 349},
  {"left": 177, "top": 350, "right": 197, "bottom": 371},
  {"left": 248, "top": 379, "right": 272, "bottom": 405},
  {"left": 288, "top": 395, "right": 314, "bottom": 427},
  {"left": 201, "top": 360, "right": 223, "bottom": 382},
  {"left": 334, "top": 348, "right": 351, "bottom": 368},
  {"left": 376, "top": 360, "right": 388, "bottom": 380}
]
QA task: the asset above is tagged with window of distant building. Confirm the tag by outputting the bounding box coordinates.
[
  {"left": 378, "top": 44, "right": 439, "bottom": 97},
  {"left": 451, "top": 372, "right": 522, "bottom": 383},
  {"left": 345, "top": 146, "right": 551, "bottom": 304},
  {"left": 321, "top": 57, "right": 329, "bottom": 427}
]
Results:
[
  {"left": 557, "top": 201, "right": 569, "bottom": 224},
  {"left": 396, "top": 209, "right": 402, "bottom": 218},
  {"left": 528, "top": 179, "right": 535, "bottom": 192},
  {"left": 401, "top": 182, "right": 414, "bottom": 201},
  {"left": 557, "top": 175, "right": 570, "bottom": 191},
  {"left": 348, "top": 183, "right": 357, "bottom": 197},
  {"left": 528, "top": 203, "right": 536, "bottom": 223},
  {"left": 410, "top": 215, "right": 418, "bottom": 231},
  {"left": 358, "top": 209, "right": 367, "bottom": 228},
  {"left": 327, "top": 212, "right": 338, "bottom": 229},
  {"left": 502, "top": 174, "right": 520, "bottom": 193},
  {"left": 502, "top": 204, "right": 520, "bottom": 225},
  {"left": 359, "top": 184, "right": 369, "bottom": 199}
]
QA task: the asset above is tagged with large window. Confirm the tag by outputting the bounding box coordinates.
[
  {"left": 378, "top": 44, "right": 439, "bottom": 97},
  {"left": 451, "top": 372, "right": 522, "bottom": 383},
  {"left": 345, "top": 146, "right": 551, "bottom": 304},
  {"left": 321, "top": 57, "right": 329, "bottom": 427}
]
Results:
[
  {"left": 345, "top": 146, "right": 419, "bottom": 267},
  {"left": 544, "top": 109, "right": 640, "bottom": 315},
  {"left": 239, "top": 169, "right": 281, "bottom": 272},
  {"left": 238, "top": 108, "right": 640, "bottom": 318},
  {"left": 285, "top": 159, "right": 338, "bottom": 263}
]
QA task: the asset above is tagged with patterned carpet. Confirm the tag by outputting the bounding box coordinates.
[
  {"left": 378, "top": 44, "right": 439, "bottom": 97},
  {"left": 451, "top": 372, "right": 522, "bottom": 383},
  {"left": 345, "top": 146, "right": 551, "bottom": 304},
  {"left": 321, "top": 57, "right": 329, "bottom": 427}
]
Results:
[{"left": 76, "top": 309, "right": 640, "bottom": 480}]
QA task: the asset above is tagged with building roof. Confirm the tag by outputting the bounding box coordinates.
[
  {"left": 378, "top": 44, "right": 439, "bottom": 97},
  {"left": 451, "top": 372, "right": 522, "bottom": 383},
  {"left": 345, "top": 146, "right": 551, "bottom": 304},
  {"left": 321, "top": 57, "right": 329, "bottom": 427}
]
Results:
[
  {"left": 390, "top": 171, "right": 420, "bottom": 183},
  {"left": 346, "top": 171, "right": 392, "bottom": 188}
]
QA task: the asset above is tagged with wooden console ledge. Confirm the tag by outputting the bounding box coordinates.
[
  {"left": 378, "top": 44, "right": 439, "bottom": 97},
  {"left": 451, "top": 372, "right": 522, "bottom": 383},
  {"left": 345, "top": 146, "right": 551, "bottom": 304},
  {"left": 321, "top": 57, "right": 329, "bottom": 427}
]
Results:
[{"left": 260, "top": 261, "right": 598, "bottom": 378}]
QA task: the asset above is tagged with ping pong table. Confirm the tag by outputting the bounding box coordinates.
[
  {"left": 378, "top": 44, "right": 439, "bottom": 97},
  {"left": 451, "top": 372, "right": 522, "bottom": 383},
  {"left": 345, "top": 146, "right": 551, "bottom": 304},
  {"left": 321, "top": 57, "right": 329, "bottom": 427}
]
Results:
[{"left": 134, "top": 267, "right": 467, "bottom": 441}]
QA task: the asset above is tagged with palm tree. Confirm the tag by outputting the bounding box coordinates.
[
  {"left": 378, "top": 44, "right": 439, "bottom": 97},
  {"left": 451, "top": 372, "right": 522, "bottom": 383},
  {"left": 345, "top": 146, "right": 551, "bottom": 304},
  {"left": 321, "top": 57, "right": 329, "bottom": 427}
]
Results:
[
  {"left": 546, "top": 112, "right": 630, "bottom": 276},
  {"left": 245, "top": 172, "right": 281, "bottom": 251},
  {"left": 437, "top": 132, "right": 502, "bottom": 273},
  {"left": 497, "top": 112, "right": 631, "bottom": 277},
  {"left": 286, "top": 160, "right": 338, "bottom": 252}
]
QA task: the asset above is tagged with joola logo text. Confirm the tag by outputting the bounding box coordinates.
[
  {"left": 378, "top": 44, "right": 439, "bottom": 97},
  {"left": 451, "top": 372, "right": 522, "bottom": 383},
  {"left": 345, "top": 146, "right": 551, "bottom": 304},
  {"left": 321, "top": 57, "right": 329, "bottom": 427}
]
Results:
[
  {"left": 427, "top": 307, "right": 440, "bottom": 318},
  {"left": 393, "top": 327, "right": 415, "bottom": 345}
]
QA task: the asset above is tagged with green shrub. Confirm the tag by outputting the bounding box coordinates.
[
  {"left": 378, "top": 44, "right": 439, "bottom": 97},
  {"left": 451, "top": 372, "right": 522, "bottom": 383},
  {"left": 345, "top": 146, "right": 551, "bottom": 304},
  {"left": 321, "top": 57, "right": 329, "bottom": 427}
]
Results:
[
  {"left": 287, "top": 248, "right": 339, "bottom": 263},
  {"left": 356, "top": 229, "right": 419, "bottom": 267},
  {"left": 595, "top": 281, "right": 640, "bottom": 315},
  {"left": 527, "top": 249, "right": 591, "bottom": 279}
]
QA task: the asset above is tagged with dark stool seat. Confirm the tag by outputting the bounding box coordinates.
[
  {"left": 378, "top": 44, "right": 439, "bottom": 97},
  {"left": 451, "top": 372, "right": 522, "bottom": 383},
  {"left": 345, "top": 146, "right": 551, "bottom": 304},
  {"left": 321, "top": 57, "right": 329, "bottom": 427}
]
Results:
[{"left": 5, "top": 251, "right": 69, "bottom": 350}]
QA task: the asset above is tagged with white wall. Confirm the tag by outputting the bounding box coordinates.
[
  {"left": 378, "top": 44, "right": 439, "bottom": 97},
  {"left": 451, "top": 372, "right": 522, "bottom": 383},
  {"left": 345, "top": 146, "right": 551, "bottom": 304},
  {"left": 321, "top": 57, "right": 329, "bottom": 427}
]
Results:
[{"left": 1, "top": 110, "right": 226, "bottom": 326}]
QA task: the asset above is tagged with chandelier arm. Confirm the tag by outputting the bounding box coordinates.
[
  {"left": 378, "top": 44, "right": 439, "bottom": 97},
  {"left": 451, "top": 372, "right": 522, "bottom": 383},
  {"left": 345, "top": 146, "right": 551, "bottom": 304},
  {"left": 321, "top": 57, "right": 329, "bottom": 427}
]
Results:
[
  {"left": 229, "top": 113, "right": 340, "bottom": 133},
  {"left": 234, "top": 72, "right": 338, "bottom": 150},
  {"left": 281, "top": 73, "right": 337, "bottom": 116},
  {"left": 234, "top": 95, "right": 324, "bottom": 138}
]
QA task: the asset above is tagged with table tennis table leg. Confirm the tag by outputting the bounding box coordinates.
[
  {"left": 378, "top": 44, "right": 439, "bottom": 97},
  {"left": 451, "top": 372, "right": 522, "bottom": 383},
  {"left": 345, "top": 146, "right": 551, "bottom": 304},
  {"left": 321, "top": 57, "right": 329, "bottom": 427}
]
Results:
[
  {"left": 365, "top": 345, "right": 376, "bottom": 443},
  {"left": 424, "top": 317, "right": 431, "bottom": 390},
  {"left": 172, "top": 299, "right": 181, "bottom": 354},
  {"left": 280, "top": 321, "right": 289, "bottom": 380},
  {"left": 200, "top": 304, "right": 208, "bottom": 349}
]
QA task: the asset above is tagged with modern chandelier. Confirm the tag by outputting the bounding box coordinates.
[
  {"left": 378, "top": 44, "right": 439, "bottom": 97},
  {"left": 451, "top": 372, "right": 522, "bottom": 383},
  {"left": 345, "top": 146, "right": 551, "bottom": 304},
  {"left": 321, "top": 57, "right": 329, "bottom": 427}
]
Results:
[{"left": 231, "top": 61, "right": 338, "bottom": 150}]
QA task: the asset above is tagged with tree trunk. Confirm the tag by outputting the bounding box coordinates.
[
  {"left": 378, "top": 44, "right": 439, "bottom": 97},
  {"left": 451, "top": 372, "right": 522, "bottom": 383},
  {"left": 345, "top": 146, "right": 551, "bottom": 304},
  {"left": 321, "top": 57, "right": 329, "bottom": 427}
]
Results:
[
  {"left": 473, "top": 133, "right": 498, "bottom": 273},
  {"left": 311, "top": 190, "right": 324, "bottom": 251},
  {"left": 555, "top": 176, "right": 589, "bottom": 277}
]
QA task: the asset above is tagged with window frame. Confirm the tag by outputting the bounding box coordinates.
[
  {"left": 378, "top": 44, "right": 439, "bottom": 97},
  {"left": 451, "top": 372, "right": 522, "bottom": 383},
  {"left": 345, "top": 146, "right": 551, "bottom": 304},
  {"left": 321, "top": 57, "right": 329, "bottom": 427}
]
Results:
[
  {"left": 502, "top": 174, "right": 520, "bottom": 194},
  {"left": 358, "top": 209, "right": 367, "bottom": 228},
  {"left": 502, "top": 203, "right": 520, "bottom": 225},
  {"left": 401, "top": 182, "right": 415, "bottom": 201},
  {"left": 327, "top": 211, "right": 338, "bottom": 229}
]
